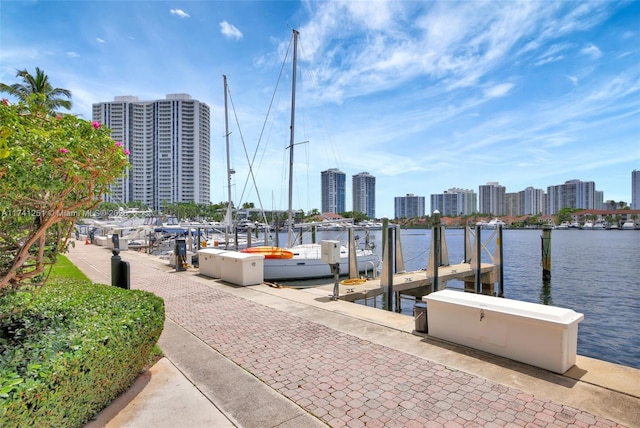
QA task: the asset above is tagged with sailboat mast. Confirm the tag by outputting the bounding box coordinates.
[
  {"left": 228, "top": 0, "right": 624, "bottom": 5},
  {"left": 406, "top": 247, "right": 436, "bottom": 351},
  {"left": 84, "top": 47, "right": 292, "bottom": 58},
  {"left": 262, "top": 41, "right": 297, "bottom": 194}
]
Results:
[
  {"left": 286, "top": 29, "right": 299, "bottom": 248},
  {"left": 223, "top": 75, "right": 233, "bottom": 241}
]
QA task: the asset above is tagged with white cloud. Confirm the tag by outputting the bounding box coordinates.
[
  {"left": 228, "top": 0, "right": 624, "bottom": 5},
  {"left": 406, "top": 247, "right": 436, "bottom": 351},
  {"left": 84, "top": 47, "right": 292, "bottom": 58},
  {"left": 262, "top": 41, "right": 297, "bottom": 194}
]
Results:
[
  {"left": 580, "top": 43, "right": 602, "bottom": 58},
  {"left": 96, "top": 37, "right": 105, "bottom": 43},
  {"left": 483, "top": 83, "right": 514, "bottom": 99},
  {"left": 66, "top": 51, "right": 80, "bottom": 58},
  {"left": 567, "top": 75, "right": 579, "bottom": 86},
  {"left": 170, "top": 9, "right": 190, "bottom": 19},
  {"left": 534, "top": 56, "right": 564, "bottom": 66},
  {"left": 219, "top": 21, "right": 242, "bottom": 40}
]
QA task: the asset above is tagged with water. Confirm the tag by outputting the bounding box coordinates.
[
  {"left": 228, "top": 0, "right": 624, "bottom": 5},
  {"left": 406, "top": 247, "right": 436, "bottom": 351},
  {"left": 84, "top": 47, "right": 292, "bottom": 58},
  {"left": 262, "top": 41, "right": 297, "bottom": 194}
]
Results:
[{"left": 277, "top": 228, "right": 640, "bottom": 369}]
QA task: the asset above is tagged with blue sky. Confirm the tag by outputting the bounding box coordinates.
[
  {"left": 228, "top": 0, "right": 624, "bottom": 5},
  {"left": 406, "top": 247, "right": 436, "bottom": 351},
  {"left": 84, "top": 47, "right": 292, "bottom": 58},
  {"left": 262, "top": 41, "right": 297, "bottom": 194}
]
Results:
[{"left": 2, "top": 0, "right": 639, "bottom": 218}]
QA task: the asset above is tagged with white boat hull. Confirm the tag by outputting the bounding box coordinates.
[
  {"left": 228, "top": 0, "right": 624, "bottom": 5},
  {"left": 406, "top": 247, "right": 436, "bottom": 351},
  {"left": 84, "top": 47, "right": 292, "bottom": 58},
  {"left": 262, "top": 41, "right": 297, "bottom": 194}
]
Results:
[{"left": 262, "top": 244, "right": 379, "bottom": 281}]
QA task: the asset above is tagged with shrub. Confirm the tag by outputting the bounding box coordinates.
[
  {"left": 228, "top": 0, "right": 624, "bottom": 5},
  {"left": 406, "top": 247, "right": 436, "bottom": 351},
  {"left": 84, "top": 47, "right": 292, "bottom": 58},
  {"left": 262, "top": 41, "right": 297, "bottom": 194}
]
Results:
[{"left": 0, "top": 279, "right": 164, "bottom": 427}]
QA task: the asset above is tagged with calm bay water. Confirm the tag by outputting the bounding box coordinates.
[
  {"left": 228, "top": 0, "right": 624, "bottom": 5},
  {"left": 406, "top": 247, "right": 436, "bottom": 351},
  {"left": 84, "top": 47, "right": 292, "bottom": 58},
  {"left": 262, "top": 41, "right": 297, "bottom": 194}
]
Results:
[{"left": 279, "top": 228, "right": 640, "bottom": 369}]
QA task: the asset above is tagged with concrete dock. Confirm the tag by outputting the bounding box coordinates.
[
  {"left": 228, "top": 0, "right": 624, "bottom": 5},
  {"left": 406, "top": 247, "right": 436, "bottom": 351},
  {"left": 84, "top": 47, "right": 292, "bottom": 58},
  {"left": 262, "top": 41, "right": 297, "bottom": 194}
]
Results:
[{"left": 67, "top": 243, "right": 640, "bottom": 427}]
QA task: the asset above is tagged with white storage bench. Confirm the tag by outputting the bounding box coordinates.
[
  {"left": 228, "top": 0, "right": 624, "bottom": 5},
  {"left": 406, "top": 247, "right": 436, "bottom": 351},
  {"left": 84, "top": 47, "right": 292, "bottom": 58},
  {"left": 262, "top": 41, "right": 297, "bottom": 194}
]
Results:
[
  {"left": 424, "top": 289, "right": 584, "bottom": 373},
  {"left": 198, "top": 248, "right": 229, "bottom": 278},
  {"left": 219, "top": 252, "right": 264, "bottom": 286}
]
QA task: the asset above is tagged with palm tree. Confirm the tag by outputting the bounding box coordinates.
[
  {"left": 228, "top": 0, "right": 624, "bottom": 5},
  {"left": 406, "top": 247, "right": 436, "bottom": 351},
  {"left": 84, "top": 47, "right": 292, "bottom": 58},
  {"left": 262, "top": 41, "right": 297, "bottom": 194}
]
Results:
[{"left": 0, "top": 67, "right": 72, "bottom": 113}]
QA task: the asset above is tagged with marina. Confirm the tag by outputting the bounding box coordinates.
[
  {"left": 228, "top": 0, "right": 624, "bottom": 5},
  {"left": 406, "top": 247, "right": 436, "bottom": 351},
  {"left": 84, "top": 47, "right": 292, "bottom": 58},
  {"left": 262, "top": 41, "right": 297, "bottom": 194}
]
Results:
[
  {"left": 79, "top": 215, "right": 639, "bottom": 369},
  {"left": 273, "top": 227, "right": 640, "bottom": 370},
  {"left": 67, "top": 242, "right": 639, "bottom": 427}
]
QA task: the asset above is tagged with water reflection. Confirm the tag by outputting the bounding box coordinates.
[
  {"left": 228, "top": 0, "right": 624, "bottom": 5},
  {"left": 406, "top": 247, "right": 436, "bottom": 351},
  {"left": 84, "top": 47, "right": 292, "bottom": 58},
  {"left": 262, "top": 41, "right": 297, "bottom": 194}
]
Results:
[{"left": 540, "top": 278, "right": 553, "bottom": 306}]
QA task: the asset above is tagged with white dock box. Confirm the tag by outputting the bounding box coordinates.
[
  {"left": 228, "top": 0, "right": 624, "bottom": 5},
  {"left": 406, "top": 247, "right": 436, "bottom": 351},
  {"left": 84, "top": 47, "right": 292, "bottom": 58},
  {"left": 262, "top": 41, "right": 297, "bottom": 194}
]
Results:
[
  {"left": 219, "top": 252, "right": 265, "bottom": 286},
  {"left": 198, "top": 248, "right": 228, "bottom": 278},
  {"left": 424, "top": 289, "right": 584, "bottom": 373}
]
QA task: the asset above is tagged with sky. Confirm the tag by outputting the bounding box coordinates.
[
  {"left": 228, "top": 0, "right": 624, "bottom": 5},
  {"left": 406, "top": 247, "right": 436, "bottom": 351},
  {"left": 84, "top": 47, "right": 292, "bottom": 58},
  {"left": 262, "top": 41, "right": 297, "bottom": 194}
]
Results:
[{"left": 1, "top": 0, "right": 639, "bottom": 218}]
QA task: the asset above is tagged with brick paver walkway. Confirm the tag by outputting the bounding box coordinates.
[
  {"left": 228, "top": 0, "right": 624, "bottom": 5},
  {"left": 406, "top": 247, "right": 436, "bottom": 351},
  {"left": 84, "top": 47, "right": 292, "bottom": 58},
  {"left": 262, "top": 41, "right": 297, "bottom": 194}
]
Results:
[{"left": 124, "top": 256, "right": 623, "bottom": 428}]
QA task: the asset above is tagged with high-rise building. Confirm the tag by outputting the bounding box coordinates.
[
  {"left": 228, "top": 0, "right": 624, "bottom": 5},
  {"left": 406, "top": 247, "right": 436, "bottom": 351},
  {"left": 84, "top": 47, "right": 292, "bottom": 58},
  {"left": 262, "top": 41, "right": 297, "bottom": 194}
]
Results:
[
  {"left": 93, "top": 94, "right": 210, "bottom": 211},
  {"left": 546, "top": 179, "right": 597, "bottom": 215},
  {"left": 505, "top": 192, "right": 519, "bottom": 216},
  {"left": 519, "top": 186, "right": 545, "bottom": 215},
  {"left": 632, "top": 170, "right": 639, "bottom": 209},
  {"left": 430, "top": 192, "right": 459, "bottom": 217},
  {"left": 478, "top": 182, "right": 506, "bottom": 215},
  {"left": 394, "top": 194, "right": 425, "bottom": 219},
  {"left": 352, "top": 172, "right": 375, "bottom": 218},
  {"left": 446, "top": 188, "right": 477, "bottom": 216},
  {"left": 321, "top": 168, "right": 346, "bottom": 214}
]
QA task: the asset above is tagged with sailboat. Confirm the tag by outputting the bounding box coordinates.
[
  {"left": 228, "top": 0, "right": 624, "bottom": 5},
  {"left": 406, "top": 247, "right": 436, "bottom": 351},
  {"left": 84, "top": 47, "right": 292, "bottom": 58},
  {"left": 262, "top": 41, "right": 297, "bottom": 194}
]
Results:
[{"left": 242, "top": 29, "right": 380, "bottom": 281}]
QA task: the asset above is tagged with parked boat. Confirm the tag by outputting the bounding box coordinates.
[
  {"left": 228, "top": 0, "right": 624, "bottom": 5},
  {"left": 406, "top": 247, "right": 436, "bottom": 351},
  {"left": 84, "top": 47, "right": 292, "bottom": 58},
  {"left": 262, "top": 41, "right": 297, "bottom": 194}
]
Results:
[
  {"left": 593, "top": 221, "right": 606, "bottom": 230},
  {"left": 262, "top": 243, "right": 378, "bottom": 281},
  {"left": 582, "top": 221, "right": 594, "bottom": 230},
  {"left": 260, "top": 30, "right": 379, "bottom": 281},
  {"left": 483, "top": 218, "right": 506, "bottom": 229},
  {"left": 622, "top": 221, "right": 636, "bottom": 230},
  {"left": 241, "top": 246, "right": 293, "bottom": 259}
]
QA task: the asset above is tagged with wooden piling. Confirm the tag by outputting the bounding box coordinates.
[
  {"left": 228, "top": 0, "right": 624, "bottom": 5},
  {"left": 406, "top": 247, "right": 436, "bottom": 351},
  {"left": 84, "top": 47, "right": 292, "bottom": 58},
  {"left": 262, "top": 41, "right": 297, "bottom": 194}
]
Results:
[
  {"left": 433, "top": 225, "right": 440, "bottom": 292},
  {"left": 475, "top": 225, "right": 482, "bottom": 293},
  {"left": 542, "top": 224, "right": 552, "bottom": 281}
]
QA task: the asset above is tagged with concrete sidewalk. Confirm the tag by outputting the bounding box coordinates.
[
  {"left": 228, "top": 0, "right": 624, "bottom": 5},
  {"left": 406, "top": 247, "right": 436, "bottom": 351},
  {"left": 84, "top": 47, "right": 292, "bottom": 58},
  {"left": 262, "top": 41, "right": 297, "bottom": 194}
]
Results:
[{"left": 69, "top": 243, "right": 640, "bottom": 427}]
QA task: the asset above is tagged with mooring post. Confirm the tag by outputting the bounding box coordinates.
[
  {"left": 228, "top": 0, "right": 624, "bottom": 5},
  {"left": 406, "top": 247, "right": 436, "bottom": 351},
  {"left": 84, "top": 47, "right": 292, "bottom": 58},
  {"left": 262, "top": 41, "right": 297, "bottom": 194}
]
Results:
[
  {"left": 542, "top": 224, "right": 552, "bottom": 281},
  {"left": 498, "top": 225, "right": 504, "bottom": 297},
  {"left": 386, "top": 225, "right": 394, "bottom": 311},
  {"left": 432, "top": 210, "right": 441, "bottom": 292},
  {"left": 433, "top": 225, "right": 440, "bottom": 292},
  {"left": 475, "top": 224, "right": 482, "bottom": 294},
  {"left": 247, "top": 226, "right": 252, "bottom": 248},
  {"left": 312, "top": 225, "right": 316, "bottom": 244},
  {"left": 464, "top": 226, "right": 468, "bottom": 263},
  {"left": 234, "top": 226, "right": 239, "bottom": 250}
]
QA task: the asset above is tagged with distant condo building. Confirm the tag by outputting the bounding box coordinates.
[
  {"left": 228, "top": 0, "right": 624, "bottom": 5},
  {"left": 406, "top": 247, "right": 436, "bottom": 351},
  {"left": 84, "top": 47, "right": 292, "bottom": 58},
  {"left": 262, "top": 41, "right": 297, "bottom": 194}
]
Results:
[
  {"left": 448, "top": 188, "right": 477, "bottom": 216},
  {"left": 505, "top": 192, "right": 519, "bottom": 216},
  {"left": 394, "top": 194, "right": 425, "bottom": 219},
  {"left": 430, "top": 188, "right": 477, "bottom": 216},
  {"left": 546, "top": 179, "right": 599, "bottom": 215},
  {"left": 430, "top": 192, "right": 459, "bottom": 217},
  {"left": 633, "top": 170, "right": 640, "bottom": 210},
  {"left": 479, "top": 182, "right": 506, "bottom": 216},
  {"left": 352, "top": 172, "right": 376, "bottom": 218},
  {"left": 93, "top": 94, "right": 210, "bottom": 211},
  {"left": 321, "top": 168, "right": 346, "bottom": 214},
  {"left": 519, "top": 186, "right": 545, "bottom": 215}
]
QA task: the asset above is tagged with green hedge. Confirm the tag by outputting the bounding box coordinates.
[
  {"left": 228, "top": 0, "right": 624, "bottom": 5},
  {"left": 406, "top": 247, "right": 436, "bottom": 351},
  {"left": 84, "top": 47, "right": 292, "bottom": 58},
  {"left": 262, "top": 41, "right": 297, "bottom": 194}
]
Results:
[{"left": 0, "top": 279, "right": 165, "bottom": 427}]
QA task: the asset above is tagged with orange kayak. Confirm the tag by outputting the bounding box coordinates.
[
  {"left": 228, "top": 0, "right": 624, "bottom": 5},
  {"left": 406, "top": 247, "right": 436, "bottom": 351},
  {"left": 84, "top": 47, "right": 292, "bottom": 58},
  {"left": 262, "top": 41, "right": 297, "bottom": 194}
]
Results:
[{"left": 240, "top": 246, "right": 294, "bottom": 259}]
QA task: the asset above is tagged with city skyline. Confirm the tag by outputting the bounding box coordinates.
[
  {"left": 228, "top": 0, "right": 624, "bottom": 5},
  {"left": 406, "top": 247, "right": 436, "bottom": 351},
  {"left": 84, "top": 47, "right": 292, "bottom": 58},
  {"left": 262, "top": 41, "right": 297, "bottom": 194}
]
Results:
[{"left": 2, "top": 1, "right": 639, "bottom": 217}]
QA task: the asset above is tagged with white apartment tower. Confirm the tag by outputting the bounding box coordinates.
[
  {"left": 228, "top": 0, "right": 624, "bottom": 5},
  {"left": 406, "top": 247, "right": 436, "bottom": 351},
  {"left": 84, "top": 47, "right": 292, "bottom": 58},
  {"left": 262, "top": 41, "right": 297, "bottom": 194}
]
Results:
[
  {"left": 546, "top": 179, "right": 597, "bottom": 215},
  {"left": 478, "top": 182, "right": 506, "bottom": 215},
  {"left": 352, "top": 172, "right": 376, "bottom": 218},
  {"left": 520, "top": 186, "right": 545, "bottom": 215},
  {"left": 321, "top": 168, "right": 346, "bottom": 214},
  {"left": 394, "top": 194, "right": 425, "bottom": 219},
  {"left": 447, "top": 188, "right": 477, "bottom": 216},
  {"left": 430, "top": 192, "right": 459, "bottom": 217},
  {"left": 93, "top": 94, "right": 210, "bottom": 211}
]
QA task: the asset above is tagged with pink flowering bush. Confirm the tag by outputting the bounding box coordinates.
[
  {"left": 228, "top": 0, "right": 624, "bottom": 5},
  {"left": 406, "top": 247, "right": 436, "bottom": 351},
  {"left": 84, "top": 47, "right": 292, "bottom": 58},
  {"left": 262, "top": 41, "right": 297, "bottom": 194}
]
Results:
[{"left": 0, "top": 100, "right": 130, "bottom": 289}]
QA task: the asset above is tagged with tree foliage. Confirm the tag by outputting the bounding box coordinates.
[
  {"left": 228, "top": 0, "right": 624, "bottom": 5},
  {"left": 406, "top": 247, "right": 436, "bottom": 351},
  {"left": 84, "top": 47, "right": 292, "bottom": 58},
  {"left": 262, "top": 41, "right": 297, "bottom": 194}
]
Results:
[
  {"left": 0, "top": 67, "right": 72, "bottom": 113},
  {"left": 0, "top": 97, "right": 129, "bottom": 290}
]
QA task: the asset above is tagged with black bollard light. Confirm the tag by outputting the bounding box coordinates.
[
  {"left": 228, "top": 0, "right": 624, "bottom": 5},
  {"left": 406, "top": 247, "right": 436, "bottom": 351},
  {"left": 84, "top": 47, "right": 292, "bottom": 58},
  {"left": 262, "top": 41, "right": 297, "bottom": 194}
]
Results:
[
  {"left": 111, "top": 234, "right": 130, "bottom": 289},
  {"left": 111, "top": 234, "right": 122, "bottom": 287}
]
